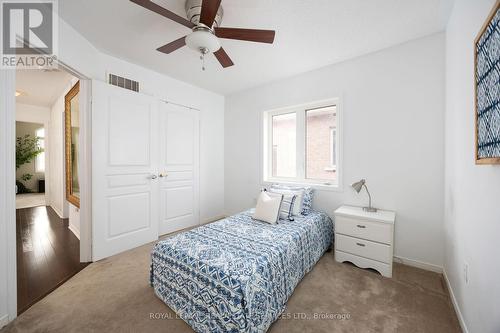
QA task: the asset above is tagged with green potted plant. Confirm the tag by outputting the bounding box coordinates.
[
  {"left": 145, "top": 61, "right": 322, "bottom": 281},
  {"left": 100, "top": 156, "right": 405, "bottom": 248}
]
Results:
[{"left": 16, "top": 134, "right": 43, "bottom": 194}]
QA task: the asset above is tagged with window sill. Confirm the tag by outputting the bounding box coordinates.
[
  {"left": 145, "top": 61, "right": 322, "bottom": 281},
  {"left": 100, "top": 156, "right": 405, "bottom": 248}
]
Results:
[{"left": 263, "top": 179, "right": 343, "bottom": 192}]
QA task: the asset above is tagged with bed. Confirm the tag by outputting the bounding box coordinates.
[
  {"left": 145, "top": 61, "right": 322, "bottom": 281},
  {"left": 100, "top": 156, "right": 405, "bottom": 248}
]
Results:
[{"left": 150, "top": 209, "right": 334, "bottom": 333}]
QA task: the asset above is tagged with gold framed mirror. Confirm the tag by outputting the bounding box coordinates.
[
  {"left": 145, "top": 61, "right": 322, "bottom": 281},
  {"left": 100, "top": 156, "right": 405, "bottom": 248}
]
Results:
[{"left": 65, "top": 81, "right": 80, "bottom": 208}]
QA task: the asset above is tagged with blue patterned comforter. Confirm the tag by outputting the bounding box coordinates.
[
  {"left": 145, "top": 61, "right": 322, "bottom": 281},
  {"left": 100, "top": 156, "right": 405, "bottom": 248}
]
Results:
[{"left": 150, "top": 210, "right": 334, "bottom": 333}]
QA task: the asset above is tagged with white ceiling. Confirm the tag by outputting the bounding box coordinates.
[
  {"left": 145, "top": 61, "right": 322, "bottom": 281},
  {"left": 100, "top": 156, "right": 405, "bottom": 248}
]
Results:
[
  {"left": 16, "top": 70, "right": 74, "bottom": 107},
  {"left": 59, "top": 0, "right": 453, "bottom": 95}
]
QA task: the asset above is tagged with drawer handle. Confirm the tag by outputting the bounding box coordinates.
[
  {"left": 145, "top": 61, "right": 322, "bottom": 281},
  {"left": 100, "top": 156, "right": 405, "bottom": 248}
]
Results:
[
  {"left": 356, "top": 224, "right": 366, "bottom": 229},
  {"left": 356, "top": 242, "right": 366, "bottom": 247}
]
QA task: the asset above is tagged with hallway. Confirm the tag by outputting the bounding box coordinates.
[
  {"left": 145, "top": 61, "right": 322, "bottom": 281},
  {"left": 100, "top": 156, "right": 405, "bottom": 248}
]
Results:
[{"left": 16, "top": 206, "right": 88, "bottom": 314}]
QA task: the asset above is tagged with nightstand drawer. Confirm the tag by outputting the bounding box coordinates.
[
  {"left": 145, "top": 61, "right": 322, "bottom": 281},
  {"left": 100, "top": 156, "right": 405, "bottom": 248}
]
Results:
[
  {"left": 336, "top": 234, "right": 391, "bottom": 263},
  {"left": 335, "top": 250, "right": 392, "bottom": 278},
  {"left": 336, "top": 216, "right": 392, "bottom": 244}
]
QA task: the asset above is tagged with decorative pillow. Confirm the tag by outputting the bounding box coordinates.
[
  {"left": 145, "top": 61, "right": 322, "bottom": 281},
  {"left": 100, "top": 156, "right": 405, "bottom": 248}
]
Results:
[
  {"left": 252, "top": 191, "right": 283, "bottom": 224},
  {"left": 266, "top": 190, "right": 297, "bottom": 221},
  {"left": 300, "top": 188, "right": 314, "bottom": 215},
  {"left": 266, "top": 187, "right": 303, "bottom": 216},
  {"left": 270, "top": 184, "right": 314, "bottom": 215}
]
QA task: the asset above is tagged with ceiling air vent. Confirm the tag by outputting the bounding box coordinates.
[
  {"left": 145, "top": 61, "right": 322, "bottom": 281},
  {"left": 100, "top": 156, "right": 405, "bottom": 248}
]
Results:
[{"left": 108, "top": 73, "right": 139, "bottom": 92}]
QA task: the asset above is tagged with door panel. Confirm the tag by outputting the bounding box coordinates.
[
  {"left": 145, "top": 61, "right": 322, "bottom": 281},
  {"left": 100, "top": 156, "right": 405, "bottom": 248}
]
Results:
[
  {"left": 108, "top": 99, "right": 151, "bottom": 166},
  {"left": 108, "top": 192, "right": 150, "bottom": 237},
  {"left": 159, "top": 103, "right": 200, "bottom": 235},
  {"left": 165, "top": 187, "right": 193, "bottom": 218},
  {"left": 92, "top": 80, "right": 159, "bottom": 260},
  {"left": 165, "top": 112, "right": 194, "bottom": 164}
]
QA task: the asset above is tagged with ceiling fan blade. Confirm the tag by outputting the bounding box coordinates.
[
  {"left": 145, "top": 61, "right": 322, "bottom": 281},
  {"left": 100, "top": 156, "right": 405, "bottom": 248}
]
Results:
[
  {"left": 199, "top": 0, "right": 222, "bottom": 27},
  {"left": 156, "top": 36, "right": 187, "bottom": 54},
  {"left": 214, "top": 27, "right": 275, "bottom": 44},
  {"left": 130, "top": 0, "right": 195, "bottom": 29},
  {"left": 213, "top": 48, "right": 234, "bottom": 68}
]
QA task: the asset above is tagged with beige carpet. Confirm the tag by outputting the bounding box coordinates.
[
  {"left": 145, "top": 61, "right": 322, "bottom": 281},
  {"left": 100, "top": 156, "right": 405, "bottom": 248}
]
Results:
[{"left": 2, "top": 240, "right": 461, "bottom": 333}]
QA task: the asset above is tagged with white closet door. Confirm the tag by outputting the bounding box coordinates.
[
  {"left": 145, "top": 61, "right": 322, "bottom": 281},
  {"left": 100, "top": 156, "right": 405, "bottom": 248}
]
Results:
[
  {"left": 92, "top": 80, "right": 159, "bottom": 261},
  {"left": 158, "top": 103, "right": 200, "bottom": 235}
]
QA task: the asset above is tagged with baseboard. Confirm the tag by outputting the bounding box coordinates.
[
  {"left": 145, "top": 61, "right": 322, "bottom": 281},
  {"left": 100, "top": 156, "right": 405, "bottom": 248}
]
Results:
[
  {"left": 0, "top": 314, "right": 9, "bottom": 329},
  {"left": 50, "top": 205, "right": 64, "bottom": 219},
  {"left": 393, "top": 255, "right": 443, "bottom": 273},
  {"left": 68, "top": 223, "right": 80, "bottom": 240},
  {"left": 202, "top": 215, "right": 227, "bottom": 225},
  {"left": 443, "top": 269, "right": 469, "bottom": 333}
]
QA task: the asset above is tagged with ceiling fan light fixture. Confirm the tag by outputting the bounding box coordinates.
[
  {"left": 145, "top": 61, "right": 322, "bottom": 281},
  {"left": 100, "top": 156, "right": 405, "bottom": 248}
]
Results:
[
  {"left": 185, "top": 28, "right": 220, "bottom": 54},
  {"left": 131, "top": 0, "right": 276, "bottom": 69}
]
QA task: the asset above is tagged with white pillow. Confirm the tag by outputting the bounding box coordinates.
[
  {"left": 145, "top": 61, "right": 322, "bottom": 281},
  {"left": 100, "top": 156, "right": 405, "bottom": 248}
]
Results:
[
  {"left": 266, "top": 191, "right": 297, "bottom": 221},
  {"left": 267, "top": 187, "right": 304, "bottom": 215},
  {"left": 253, "top": 191, "right": 283, "bottom": 224}
]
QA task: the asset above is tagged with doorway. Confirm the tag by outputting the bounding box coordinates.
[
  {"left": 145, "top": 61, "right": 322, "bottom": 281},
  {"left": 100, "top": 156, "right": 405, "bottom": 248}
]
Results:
[
  {"left": 15, "top": 68, "right": 88, "bottom": 314},
  {"left": 15, "top": 121, "right": 46, "bottom": 209}
]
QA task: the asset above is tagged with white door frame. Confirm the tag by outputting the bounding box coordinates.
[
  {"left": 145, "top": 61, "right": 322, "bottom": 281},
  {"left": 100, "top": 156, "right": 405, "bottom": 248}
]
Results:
[
  {"left": 1, "top": 68, "right": 18, "bottom": 323},
  {"left": 1, "top": 60, "right": 92, "bottom": 323}
]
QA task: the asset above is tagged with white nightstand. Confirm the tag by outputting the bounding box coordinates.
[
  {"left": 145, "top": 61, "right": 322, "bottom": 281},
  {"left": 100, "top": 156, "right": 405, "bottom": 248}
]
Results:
[{"left": 334, "top": 205, "right": 396, "bottom": 278}]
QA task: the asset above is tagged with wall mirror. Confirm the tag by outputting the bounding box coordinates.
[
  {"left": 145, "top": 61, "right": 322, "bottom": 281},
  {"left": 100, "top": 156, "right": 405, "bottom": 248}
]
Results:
[{"left": 65, "top": 81, "right": 80, "bottom": 208}]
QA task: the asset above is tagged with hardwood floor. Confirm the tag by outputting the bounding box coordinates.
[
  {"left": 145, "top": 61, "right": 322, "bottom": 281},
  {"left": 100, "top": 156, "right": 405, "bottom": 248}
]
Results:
[{"left": 16, "top": 206, "right": 88, "bottom": 314}]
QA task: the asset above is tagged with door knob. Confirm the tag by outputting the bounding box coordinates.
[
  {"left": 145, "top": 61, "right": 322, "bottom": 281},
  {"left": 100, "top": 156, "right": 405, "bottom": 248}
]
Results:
[
  {"left": 159, "top": 172, "right": 168, "bottom": 178},
  {"left": 149, "top": 174, "right": 158, "bottom": 180}
]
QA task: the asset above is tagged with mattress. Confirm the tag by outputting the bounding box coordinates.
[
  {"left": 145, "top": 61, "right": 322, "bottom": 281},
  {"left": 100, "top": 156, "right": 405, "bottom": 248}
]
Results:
[{"left": 150, "top": 209, "right": 334, "bottom": 333}]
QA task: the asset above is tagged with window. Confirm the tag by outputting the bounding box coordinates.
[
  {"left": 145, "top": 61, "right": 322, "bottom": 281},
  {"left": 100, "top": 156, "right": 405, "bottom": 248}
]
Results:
[
  {"left": 272, "top": 113, "right": 296, "bottom": 178},
  {"left": 263, "top": 99, "right": 341, "bottom": 188},
  {"left": 35, "top": 127, "right": 45, "bottom": 173},
  {"left": 306, "top": 106, "right": 337, "bottom": 180}
]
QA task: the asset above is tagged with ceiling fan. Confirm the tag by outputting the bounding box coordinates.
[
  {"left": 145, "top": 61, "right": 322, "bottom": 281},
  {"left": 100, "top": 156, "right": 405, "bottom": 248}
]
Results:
[{"left": 130, "top": 0, "right": 276, "bottom": 69}]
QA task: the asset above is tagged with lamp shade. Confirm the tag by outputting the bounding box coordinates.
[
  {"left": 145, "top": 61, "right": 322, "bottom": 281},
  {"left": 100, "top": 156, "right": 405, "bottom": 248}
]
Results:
[
  {"left": 185, "top": 29, "right": 220, "bottom": 53},
  {"left": 351, "top": 179, "right": 365, "bottom": 193}
]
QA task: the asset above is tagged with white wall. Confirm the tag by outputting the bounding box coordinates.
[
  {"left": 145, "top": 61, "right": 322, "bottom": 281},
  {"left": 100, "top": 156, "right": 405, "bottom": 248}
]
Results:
[
  {"left": 49, "top": 83, "right": 71, "bottom": 218},
  {"left": 444, "top": 1, "right": 500, "bottom": 332},
  {"left": 16, "top": 103, "right": 51, "bottom": 123},
  {"left": 225, "top": 33, "right": 446, "bottom": 268}
]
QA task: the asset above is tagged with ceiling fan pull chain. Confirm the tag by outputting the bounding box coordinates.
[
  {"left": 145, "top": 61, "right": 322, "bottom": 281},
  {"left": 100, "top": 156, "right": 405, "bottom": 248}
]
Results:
[{"left": 200, "top": 50, "right": 207, "bottom": 71}]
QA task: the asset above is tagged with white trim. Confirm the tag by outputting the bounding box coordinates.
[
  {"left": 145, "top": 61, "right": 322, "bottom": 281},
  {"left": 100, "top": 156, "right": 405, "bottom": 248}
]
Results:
[
  {"left": 329, "top": 127, "right": 337, "bottom": 168},
  {"left": 78, "top": 79, "right": 92, "bottom": 262},
  {"left": 262, "top": 180, "right": 345, "bottom": 193},
  {"left": 443, "top": 269, "right": 469, "bottom": 333},
  {"left": 50, "top": 204, "right": 65, "bottom": 218},
  {"left": 393, "top": 255, "right": 443, "bottom": 273},
  {"left": 1, "top": 69, "right": 18, "bottom": 324},
  {"left": 0, "top": 314, "right": 9, "bottom": 329},
  {"left": 68, "top": 223, "right": 80, "bottom": 240}
]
